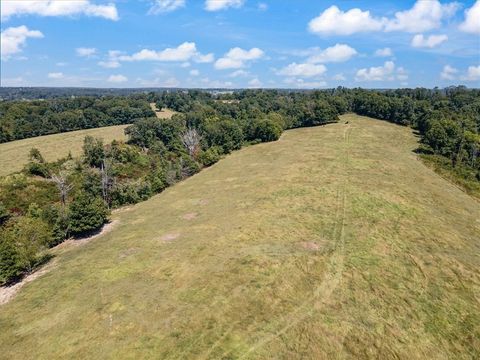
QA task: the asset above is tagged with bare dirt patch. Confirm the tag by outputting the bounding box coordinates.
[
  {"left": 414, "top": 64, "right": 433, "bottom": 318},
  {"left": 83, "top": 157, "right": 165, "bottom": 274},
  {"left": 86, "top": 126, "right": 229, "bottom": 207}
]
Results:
[
  {"left": 299, "top": 241, "right": 321, "bottom": 251},
  {"left": 160, "top": 233, "right": 181, "bottom": 242},
  {"left": 182, "top": 212, "right": 198, "bottom": 220},
  {"left": 198, "top": 199, "right": 209, "bottom": 206},
  {"left": 0, "top": 260, "right": 57, "bottom": 306},
  {"left": 55, "top": 220, "right": 119, "bottom": 250}
]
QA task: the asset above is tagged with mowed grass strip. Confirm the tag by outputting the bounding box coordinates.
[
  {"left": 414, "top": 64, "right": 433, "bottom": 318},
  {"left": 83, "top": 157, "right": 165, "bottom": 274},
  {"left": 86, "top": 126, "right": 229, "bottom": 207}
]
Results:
[
  {"left": 0, "top": 125, "right": 128, "bottom": 176},
  {"left": 0, "top": 114, "right": 479, "bottom": 359}
]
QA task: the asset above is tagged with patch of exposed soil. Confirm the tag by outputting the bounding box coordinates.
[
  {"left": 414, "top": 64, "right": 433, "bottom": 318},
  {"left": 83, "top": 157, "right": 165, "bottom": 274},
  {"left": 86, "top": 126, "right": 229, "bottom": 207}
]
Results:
[
  {"left": 299, "top": 241, "right": 321, "bottom": 251},
  {"left": 160, "top": 233, "right": 181, "bottom": 241},
  {"left": 182, "top": 212, "right": 198, "bottom": 220},
  {"left": 0, "top": 260, "right": 57, "bottom": 306}
]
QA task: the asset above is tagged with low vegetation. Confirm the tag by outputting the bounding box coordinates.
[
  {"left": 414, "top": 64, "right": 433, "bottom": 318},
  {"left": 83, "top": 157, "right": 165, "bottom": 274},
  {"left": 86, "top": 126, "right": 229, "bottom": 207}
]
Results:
[{"left": 0, "top": 115, "right": 478, "bottom": 358}]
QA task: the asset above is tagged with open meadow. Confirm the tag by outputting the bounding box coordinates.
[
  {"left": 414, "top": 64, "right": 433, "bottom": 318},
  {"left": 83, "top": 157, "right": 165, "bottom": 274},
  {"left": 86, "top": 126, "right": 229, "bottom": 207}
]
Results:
[
  {"left": 0, "top": 114, "right": 479, "bottom": 359},
  {"left": 0, "top": 125, "right": 129, "bottom": 177}
]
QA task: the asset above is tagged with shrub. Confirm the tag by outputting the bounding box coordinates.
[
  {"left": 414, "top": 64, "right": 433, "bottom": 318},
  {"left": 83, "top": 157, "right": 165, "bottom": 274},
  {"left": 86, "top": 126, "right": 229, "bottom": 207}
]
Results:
[
  {"left": 253, "top": 119, "right": 283, "bottom": 142},
  {"left": 198, "top": 146, "right": 222, "bottom": 166},
  {"left": 68, "top": 193, "right": 109, "bottom": 236}
]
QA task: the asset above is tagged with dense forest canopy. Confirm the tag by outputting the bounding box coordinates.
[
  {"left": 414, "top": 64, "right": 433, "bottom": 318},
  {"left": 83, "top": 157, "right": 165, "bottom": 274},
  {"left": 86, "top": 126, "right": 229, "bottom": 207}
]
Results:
[{"left": 0, "top": 86, "right": 479, "bottom": 284}]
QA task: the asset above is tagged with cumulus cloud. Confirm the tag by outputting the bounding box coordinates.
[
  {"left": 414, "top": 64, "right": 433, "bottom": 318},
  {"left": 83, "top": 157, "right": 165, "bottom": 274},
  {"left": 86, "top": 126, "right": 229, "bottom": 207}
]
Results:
[
  {"left": 306, "top": 44, "right": 357, "bottom": 63},
  {"left": 189, "top": 69, "right": 200, "bottom": 76},
  {"left": 355, "top": 61, "right": 396, "bottom": 81},
  {"left": 48, "top": 72, "right": 64, "bottom": 79},
  {"left": 229, "top": 70, "right": 249, "bottom": 77},
  {"left": 1, "top": 0, "right": 119, "bottom": 21},
  {"left": 119, "top": 42, "right": 214, "bottom": 63},
  {"left": 214, "top": 47, "right": 264, "bottom": 69},
  {"left": 411, "top": 34, "right": 448, "bottom": 48},
  {"left": 375, "top": 47, "right": 393, "bottom": 57},
  {"left": 308, "top": 1, "right": 459, "bottom": 36},
  {"left": 385, "top": 0, "right": 459, "bottom": 32},
  {"left": 462, "top": 65, "right": 480, "bottom": 81},
  {"left": 333, "top": 73, "right": 346, "bottom": 81},
  {"left": 248, "top": 78, "right": 262, "bottom": 88},
  {"left": 205, "top": 0, "right": 244, "bottom": 11},
  {"left": 258, "top": 3, "right": 268, "bottom": 11},
  {"left": 108, "top": 74, "right": 128, "bottom": 83},
  {"left": 98, "top": 60, "right": 120, "bottom": 68},
  {"left": 459, "top": 0, "right": 480, "bottom": 34},
  {"left": 440, "top": 65, "right": 458, "bottom": 80},
  {"left": 278, "top": 63, "right": 327, "bottom": 77},
  {"left": 76, "top": 47, "right": 97, "bottom": 57},
  {"left": 1, "top": 25, "right": 43, "bottom": 60},
  {"left": 148, "top": 0, "right": 185, "bottom": 14},
  {"left": 284, "top": 77, "right": 327, "bottom": 89},
  {"left": 308, "top": 5, "right": 385, "bottom": 35}
]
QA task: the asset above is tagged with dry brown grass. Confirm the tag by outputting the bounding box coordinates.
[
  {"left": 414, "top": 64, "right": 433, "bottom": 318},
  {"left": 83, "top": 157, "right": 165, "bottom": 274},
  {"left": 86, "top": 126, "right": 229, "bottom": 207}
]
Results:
[
  {"left": 0, "top": 125, "right": 128, "bottom": 176},
  {"left": 150, "top": 103, "right": 177, "bottom": 119},
  {"left": 0, "top": 114, "right": 478, "bottom": 359}
]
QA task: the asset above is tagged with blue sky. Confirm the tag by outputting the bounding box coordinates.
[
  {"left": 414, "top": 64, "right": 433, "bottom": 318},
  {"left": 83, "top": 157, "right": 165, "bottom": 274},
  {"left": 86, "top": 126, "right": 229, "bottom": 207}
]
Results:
[{"left": 1, "top": 0, "right": 479, "bottom": 88}]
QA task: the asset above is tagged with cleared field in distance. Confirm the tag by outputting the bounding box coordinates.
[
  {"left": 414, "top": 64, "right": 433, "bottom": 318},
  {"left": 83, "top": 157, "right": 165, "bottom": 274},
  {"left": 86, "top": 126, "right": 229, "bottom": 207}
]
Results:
[
  {"left": 150, "top": 103, "right": 177, "bottom": 119},
  {"left": 0, "top": 114, "right": 479, "bottom": 358},
  {"left": 0, "top": 125, "right": 129, "bottom": 177}
]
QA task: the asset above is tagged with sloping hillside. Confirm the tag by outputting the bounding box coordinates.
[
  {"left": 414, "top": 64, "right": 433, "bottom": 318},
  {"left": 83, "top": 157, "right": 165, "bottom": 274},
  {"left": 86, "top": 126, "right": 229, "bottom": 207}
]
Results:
[
  {"left": 0, "top": 114, "right": 478, "bottom": 359},
  {"left": 0, "top": 125, "right": 128, "bottom": 176}
]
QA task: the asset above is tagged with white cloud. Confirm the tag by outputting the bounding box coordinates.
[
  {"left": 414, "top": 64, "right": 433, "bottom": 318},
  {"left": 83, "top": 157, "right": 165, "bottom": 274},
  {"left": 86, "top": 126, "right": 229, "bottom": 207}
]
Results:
[
  {"left": 306, "top": 44, "right": 357, "bottom": 63},
  {"left": 148, "top": 0, "right": 185, "bottom": 14},
  {"left": 214, "top": 47, "right": 264, "bottom": 69},
  {"left": 308, "top": 5, "right": 385, "bottom": 35},
  {"left": 248, "top": 78, "right": 262, "bottom": 88},
  {"left": 284, "top": 77, "right": 327, "bottom": 88},
  {"left": 375, "top": 47, "right": 393, "bottom": 57},
  {"left": 205, "top": 0, "right": 244, "bottom": 11},
  {"left": 48, "top": 72, "right": 64, "bottom": 79},
  {"left": 1, "top": 26, "right": 43, "bottom": 60},
  {"left": 108, "top": 74, "right": 128, "bottom": 83},
  {"left": 119, "top": 42, "right": 213, "bottom": 63},
  {"left": 229, "top": 70, "right": 249, "bottom": 77},
  {"left": 385, "top": 0, "right": 459, "bottom": 33},
  {"left": 76, "top": 47, "right": 96, "bottom": 57},
  {"left": 440, "top": 65, "right": 458, "bottom": 80},
  {"left": 355, "top": 61, "right": 395, "bottom": 81},
  {"left": 411, "top": 34, "right": 448, "bottom": 48},
  {"left": 98, "top": 60, "right": 120, "bottom": 68},
  {"left": 189, "top": 69, "right": 200, "bottom": 76},
  {"left": 278, "top": 63, "right": 327, "bottom": 77},
  {"left": 258, "top": 3, "right": 268, "bottom": 11},
  {"left": 308, "top": 1, "right": 459, "bottom": 36},
  {"left": 333, "top": 73, "right": 346, "bottom": 81},
  {"left": 462, "top": 65, "right": 480, "bottom": 81},
  {"left": 459, "top": 0, "right": 480, "bottom": 34},
  {"left": 1, "top": 0, "right": 119, "bottom": 21}
]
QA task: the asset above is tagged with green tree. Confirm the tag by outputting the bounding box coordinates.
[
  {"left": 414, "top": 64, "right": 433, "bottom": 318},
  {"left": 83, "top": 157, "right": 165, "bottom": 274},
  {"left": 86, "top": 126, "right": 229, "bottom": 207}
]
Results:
[
  {"left": 68, "top": 193, "right": 109, "bottom": 236},
  {"left": 83, "top": 136, "right": 105, "bottom": 167}
]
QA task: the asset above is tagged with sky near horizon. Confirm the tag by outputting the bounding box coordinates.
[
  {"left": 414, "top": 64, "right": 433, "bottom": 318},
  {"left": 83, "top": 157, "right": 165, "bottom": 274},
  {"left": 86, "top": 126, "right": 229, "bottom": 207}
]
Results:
[{"left": 1, "top": 0, "right": 479, "bottom": 89}]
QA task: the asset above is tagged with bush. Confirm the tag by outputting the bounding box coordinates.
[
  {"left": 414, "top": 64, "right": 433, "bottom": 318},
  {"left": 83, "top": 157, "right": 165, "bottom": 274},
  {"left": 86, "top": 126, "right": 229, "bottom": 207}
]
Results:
[
  {"left": 198, "top": 146, "right": 222, "bottom": 166},
  {"left": 252, "top": 119, "right": 283, "bottom": 142},
  {"left": 68, "top": 193, "right": 109, "bottom": 236},
  {"left": 0, "top": 216, "right": 52, "bottom": 284},
  {"left": 83, "top": 136, "right": 105, "bottom": 167}
]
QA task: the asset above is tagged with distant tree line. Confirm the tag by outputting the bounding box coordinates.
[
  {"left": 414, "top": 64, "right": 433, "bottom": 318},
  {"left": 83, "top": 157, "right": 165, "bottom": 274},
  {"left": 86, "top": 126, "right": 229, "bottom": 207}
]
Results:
[{"left": 0, "top": 96, "right": 154, "bottom": 142}]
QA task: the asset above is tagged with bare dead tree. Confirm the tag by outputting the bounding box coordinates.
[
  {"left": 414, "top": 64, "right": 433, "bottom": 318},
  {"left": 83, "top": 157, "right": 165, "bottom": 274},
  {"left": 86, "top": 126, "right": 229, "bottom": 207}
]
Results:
[
  {"left": 181, "top": 128, "right": 202, "bottom": 158},
  {"left": 51, "top": 171, "right": 73, "bottom": 211}
]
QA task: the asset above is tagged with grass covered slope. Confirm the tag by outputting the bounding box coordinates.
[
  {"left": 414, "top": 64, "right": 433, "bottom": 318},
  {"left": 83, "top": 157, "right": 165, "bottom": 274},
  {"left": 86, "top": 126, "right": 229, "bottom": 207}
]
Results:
[
  {"left": 0, "top": 125, "right": 128, "bottom": 176},
  {"left": 0, "top": 114, "right": 479, "bottom": 359}
]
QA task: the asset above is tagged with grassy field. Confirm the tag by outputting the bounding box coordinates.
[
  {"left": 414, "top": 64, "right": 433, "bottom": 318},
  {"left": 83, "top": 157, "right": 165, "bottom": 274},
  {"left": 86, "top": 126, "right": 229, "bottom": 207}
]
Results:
[
  {"left": 150, "top": 103, "right": 177, "bottom": 119},
  {"left": 0, "top": 114, "right": 479, "bottom": 359},
  {"left": 0, "top": 125, "right": 128, "bottom": 177}
]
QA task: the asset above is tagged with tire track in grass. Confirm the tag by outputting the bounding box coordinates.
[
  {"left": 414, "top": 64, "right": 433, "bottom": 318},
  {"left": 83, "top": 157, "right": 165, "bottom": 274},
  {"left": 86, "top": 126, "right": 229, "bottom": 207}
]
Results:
[{"left": 213, "top": 124, "right": 353, "bottom": 359}]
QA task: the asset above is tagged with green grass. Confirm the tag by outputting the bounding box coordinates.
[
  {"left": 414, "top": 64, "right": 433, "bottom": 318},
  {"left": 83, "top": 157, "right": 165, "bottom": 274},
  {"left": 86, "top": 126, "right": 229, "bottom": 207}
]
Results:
[
  {"left": 0, "top": 114, "right": 479, "bottom": 359},
  {"left": 0, "top": 125, "right": 129, "bottom": 177}
]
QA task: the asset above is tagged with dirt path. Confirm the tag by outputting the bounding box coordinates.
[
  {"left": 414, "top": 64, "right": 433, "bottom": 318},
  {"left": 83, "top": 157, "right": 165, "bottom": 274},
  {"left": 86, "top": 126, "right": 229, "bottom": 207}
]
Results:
[{"left": 0, "top": 220, "right": 119, "bottom": 306}]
